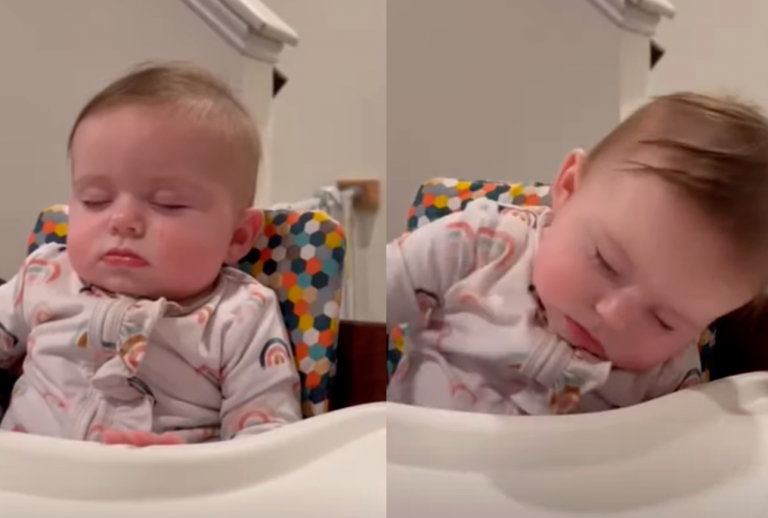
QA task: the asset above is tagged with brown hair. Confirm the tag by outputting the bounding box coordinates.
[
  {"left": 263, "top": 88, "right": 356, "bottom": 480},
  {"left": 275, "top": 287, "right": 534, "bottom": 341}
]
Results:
[
  {"left": 587, "top": 92, "right": 768, "bottom": 266},
  {"left": 68, "top": 61, "right": 261, "bottom": 207}
]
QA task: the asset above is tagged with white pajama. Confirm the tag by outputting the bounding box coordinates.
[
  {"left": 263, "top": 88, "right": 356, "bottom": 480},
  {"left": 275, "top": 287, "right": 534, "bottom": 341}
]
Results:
[
  {"left": 0, "top": 243, "right": 302, "bottom": 442},
  {"left": 387, "top": 198, "right": 702, "bottom": 415}
]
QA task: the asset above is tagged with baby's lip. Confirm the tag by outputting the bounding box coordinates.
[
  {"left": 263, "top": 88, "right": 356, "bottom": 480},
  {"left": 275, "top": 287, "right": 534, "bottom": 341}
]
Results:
[
  {"left": 105, "top": 248, "right": 142, "bottom": 258},
  {"left": 102, "top": 248, "right": 148, "bottom": 267},
  {"left": 564, "top": 316, "right": 606, "bottom": 358}
]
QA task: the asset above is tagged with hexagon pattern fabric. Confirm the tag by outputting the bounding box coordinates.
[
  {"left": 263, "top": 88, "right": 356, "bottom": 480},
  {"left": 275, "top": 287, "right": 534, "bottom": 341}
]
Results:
[
  {"left": 28, "top": 205, "right": 346, "bottom": 418},
  {"left": 387, "top": 178, "right": 716, "bottom": 382}
]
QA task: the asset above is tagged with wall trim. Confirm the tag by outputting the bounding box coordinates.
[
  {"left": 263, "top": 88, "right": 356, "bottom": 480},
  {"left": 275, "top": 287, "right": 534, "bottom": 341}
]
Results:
[{"left": 180, "top": 0, "right": 298, "bottom": 63}]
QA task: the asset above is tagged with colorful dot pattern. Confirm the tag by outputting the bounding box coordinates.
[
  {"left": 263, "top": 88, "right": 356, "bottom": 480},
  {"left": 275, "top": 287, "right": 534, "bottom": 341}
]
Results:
[
  {"left": 28, "top": 205, "right": 346, "bottom": 418},
  {"left": 388, "top": 178, "right": 715, "bottom": 381}
]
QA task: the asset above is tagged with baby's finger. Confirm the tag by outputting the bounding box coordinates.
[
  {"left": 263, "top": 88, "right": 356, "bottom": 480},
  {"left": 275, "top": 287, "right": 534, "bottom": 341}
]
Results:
[
  {"left": 132, "top": 430, "right": 184, "bottom": 446},
  {"left": 101, "top": 429, "right": 131, "bottom": 444},
  {"left": 101, "top": 429, "right": 184, "bottom": 446}
]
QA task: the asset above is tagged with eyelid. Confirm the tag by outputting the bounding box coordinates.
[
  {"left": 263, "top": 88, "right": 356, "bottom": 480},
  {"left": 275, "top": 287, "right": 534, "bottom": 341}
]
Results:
[
  {"left": 80, "top": 194, "right": 111, "bottom": 205},
  {"left": 152, "top": 190, "right": 186, "bottom": 203},
  {"left": 153, "top": 194, "right": 178, "bottom": 202},
  {"left": 78, "top": 186, "right": 109, "bottom": 197},
  {"left": 81, "top": 200, "right": 110, "bottom": 210}
]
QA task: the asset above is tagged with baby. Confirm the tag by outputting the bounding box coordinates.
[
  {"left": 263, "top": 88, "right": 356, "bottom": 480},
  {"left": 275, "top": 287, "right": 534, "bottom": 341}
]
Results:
[
  {"left": 0, "top": 62, "right": 302, "bottom": 444},
  {"left": 387, "top": 93, "right": 768, "bottom": 415}
]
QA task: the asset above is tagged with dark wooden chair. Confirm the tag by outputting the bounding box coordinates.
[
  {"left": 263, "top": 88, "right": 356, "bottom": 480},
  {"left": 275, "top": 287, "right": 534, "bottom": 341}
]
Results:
[
  {"left": 331, "top": 320, "right": 387, "bottom": 408},
  {"left": 711, "top": 304, "right": 768, "bottom": 380}
]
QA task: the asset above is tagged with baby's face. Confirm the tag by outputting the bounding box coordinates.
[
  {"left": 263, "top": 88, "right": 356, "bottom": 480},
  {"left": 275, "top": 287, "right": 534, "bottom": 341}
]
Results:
[
  {"left": 533, "top": 150, "right": 760, "bottom": 371},
  {"left": 67, "top": 104, "right": 253, "bottom": 301}
]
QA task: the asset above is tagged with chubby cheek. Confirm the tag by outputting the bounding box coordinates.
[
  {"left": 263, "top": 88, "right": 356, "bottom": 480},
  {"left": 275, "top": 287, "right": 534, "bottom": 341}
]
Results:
[
  {"left": 153, "top": 222, "right": 231, "bottom": 274},
  {"left": 614, "top": 350, "right": 661, "bottom": 371},
  {"left": 532, "top": 240, "right": 594, "bottom": 318},
  {"left": 66, "top": 211, "right": 102, "bottom": 265},
  {"left": 613, "top": 334, "right": 693, "bottom": 372}
]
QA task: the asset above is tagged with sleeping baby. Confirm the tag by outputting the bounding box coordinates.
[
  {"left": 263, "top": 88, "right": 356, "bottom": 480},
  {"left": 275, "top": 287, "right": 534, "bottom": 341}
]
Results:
[
  {"left": 387, "top": 92, "right": 768, "bottom": 414},
  {"left": 0, "top": 62, "right": 302, "bottom": 444}
]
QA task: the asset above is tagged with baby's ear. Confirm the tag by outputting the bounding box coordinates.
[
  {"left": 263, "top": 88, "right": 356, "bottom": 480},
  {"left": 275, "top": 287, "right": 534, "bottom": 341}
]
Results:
[
  {"left": 552, "top": 149, "right": 586, "bottom": 210},
  {"left": 226, "top": 208, "right": 264, "bottom": 264}
]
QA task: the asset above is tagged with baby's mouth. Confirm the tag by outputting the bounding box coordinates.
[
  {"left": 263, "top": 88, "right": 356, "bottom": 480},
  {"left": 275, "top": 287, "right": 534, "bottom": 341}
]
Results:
[
  {"left": 102, "top": 248, "right": 149, "bottom": 268},
  {"left": 563, "top": 316, "right": 607, "bottom": 359}
]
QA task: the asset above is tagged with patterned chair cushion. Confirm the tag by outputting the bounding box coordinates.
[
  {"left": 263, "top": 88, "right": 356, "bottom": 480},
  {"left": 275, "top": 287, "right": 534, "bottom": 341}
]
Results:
[
  {"left": 387, "top": 178, "right": 716, "bottom": 381},
  {"left": 28, "top": 204, "right": 346, "bottom": 418}
]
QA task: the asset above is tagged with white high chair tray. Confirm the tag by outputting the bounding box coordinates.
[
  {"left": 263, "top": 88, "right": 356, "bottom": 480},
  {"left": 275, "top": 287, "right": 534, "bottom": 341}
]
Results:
[
  {"left": 388, "top": 373, "right": 768, "bottom": 518},
  {"left": 0, "top": 402, "right": 386, "bottom": 517}
]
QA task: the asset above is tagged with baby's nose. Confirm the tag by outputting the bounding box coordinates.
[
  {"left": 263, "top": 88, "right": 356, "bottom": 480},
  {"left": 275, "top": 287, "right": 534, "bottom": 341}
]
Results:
[
  {"left": 594, "top": 288, "right": 641, "bottom": 330},
  {"left": 109, "top": 210, "right": 146, "bottom": 237}
]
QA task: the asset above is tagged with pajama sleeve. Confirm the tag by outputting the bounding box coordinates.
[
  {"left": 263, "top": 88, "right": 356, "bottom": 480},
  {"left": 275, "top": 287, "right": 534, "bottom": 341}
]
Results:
[
  {"left": 0, "top": 253, "right": 37, "bottom": 369},
  {"left": 576, "top": 343, "right": 703, "bottom": 412},
  {"left": 387, "top": 198, "right": 537, "bottom": 331},
  {"left": 644, "top": 344, "right": 703, "bottom": 400},
  {"left": 219, "top": 283, "right": 302, "bottom": 439}
]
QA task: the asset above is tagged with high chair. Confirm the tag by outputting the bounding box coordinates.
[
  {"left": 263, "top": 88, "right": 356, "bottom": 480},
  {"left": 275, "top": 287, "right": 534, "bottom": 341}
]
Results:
[
  {"left": 0, "top": 204, "right": 386, "bottom": 517},
  {"left": 387, "top": 177, "right": 716, "bottom": 380},
  {"left": 387, "top": 178, "right": 768, "bottom": 517}
]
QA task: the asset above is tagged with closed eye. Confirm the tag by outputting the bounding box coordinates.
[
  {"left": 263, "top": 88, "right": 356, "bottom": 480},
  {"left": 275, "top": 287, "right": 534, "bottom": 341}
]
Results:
[
  {"left": 594, "top": 250, "right": 617, "bottom": 276},
  {"left": 655, "top": 315, "right": 674, "bottom": 331},
  {"left": 152, "top": 203, "right": 187, "bottom": 211},
  {"left": 82, "top": 200, "right": 110, "bottom": 209}
]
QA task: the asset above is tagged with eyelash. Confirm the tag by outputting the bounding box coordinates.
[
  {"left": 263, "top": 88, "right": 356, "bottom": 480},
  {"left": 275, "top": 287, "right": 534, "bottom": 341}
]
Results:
[
  {"left": 82, "top": 201, "right": 109, "bottom": 210},
  {"left": 152, "top": 203, "right": 187, "bottom": 211},
  {"left": 594, "top": 250, "right": 617, "bottom": 276},
  {"left": 80, "top": 200, "right": 186, "bottom": 211},
  {"left": 655, "top": 315, "right": 674, "bottom": 331}
]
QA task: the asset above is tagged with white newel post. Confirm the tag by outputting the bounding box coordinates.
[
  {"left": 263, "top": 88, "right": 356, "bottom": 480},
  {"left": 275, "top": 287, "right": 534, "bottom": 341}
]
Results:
[
  {"left": 179, "top": 0, "right": 298, "bottom": 207},
  {"left": 587, "top": 0, "right": 676, "bottom": 119}
]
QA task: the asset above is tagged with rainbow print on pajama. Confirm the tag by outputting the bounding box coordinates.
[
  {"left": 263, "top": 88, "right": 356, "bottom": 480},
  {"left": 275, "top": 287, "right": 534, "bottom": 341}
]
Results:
[{"left": 260, "top": 337, "right": 292, "bottom": 368}]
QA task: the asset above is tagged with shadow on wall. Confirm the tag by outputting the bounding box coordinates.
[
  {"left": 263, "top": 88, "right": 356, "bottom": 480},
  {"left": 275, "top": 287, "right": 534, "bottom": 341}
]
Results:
[
  {"left": 651, "top": 40, "right": 665, "bottom": 69},
  {"left": 274, "top": 68, "right": 287, "bottom": 97}
]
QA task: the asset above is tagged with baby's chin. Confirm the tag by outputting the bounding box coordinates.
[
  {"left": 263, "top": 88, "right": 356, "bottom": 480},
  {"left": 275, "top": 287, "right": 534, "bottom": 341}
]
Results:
[{"left": 79, "top": 275, "right": 193, "bottom": 301}]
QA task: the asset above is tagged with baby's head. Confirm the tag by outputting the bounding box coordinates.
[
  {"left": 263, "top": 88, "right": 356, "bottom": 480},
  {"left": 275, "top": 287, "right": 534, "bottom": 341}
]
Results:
[
  {"left": 534, "top": 92, "right": 768, "bottom": 371},
  {"left": 66, "top": 62, "right": 262, "bottom": 301}
]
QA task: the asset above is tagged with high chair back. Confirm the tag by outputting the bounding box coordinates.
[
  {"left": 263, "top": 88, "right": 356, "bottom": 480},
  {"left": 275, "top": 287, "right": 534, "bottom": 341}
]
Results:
[
  {"left": 388, "top": 178, "right": 715, "bottom": 381},
  {"left": 28, "top": 204, "right": 347, "bottom": 417}
]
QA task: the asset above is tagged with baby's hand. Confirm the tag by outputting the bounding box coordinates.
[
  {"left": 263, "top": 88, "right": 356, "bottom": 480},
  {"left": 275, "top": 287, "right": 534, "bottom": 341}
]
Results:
[{"left": 101, "top": 429, "right": 185, "bottom": 447}]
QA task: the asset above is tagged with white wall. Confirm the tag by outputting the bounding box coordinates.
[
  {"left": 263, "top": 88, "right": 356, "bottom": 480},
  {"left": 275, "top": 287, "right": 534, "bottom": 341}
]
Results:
[
  {"left": 386, "top": 0, "right": 625, "bottom": 241},
  {"left": 649, "top": 0, "right": 768, "bottom": 109},
  {"left": 0, "top": 0, "right": 246, "bottom": 278},
  {"left": 269, "top": 0, "right": 386, "bottom": 323}
]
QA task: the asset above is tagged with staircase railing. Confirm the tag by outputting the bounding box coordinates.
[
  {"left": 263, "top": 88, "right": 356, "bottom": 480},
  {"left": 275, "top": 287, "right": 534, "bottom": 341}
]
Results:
[{"left": 586, "top": 0, "right": 675, "bottom": 35}]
